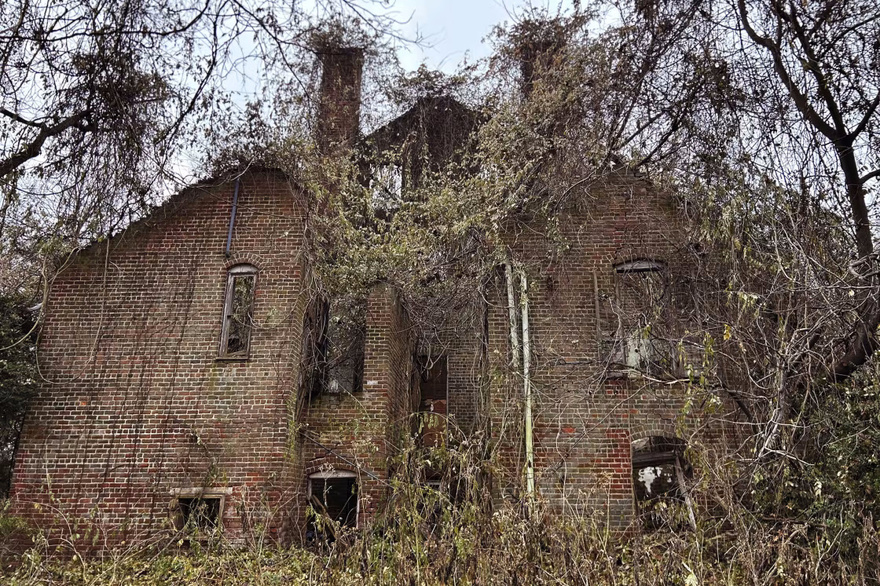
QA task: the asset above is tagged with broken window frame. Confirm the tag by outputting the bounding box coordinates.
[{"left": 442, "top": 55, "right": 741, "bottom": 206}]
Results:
[
  {"left": 219, "top": 264, "right": 257, "bottom": 358},
  {"left": 415, "top": 355, "right": 448, "bottom": 448},
  {"left": 172, "top": 490, "right": 226, "bottom": 533},
  {"left": 605, "top": 259, "right": 677, "bottom": 376},
  {"left": 299, "top": 297, "right": 331, "bottom": 400},
  {"left": 631, "top": 436, "right": 694, "bottom": 530},
  {"left": 317, "top": 305, "right": 366, "bottom": 396}
]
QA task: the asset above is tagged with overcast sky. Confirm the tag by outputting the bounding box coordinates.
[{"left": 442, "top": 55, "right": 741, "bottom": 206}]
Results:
[{"left": 390, "top": 0, "right": 576, "bottom": 72}]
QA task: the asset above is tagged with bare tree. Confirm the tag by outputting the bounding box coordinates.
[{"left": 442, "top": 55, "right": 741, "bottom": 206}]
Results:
[{"left": 0, "top": 0, "right": 401, "bottom": 250}]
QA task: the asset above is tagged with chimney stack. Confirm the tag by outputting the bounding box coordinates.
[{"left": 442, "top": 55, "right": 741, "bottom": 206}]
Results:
[
  {"left": 316, "top": 47, "right": 364, "bottom": 154},
  {"left": 513, "top": 20, "right": 565, "bottom": 98}
]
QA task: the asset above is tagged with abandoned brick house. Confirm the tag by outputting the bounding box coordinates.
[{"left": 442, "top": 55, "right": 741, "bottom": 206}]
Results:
[{"left": 8, "top": 45, "right": 739, "bottom": 545}]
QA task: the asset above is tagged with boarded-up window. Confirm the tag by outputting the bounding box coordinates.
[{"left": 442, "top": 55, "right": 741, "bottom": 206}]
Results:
[
  {"left": 220, "top": 264, "right": 257, "bottom": 357},
  {"left": 308, "top": 472, "right": 358, "bottom": 539}
]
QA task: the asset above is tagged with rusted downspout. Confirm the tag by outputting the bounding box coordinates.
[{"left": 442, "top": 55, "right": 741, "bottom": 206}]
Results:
[{"left": 224, "top": 177, "right": 240, "bottom": 257}]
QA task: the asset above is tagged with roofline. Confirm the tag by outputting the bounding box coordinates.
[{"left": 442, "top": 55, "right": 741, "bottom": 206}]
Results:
[{"left": 63, "top": 165, "right": 300, "bottom": 265}]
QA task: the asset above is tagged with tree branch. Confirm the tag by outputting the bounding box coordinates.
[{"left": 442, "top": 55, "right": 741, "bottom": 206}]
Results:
[
  {"left": 783, "top": 0, "right": 847, "bottom": 134},
  {"left": 0, "top": 108, "right": 46, "bottom": 129},
  {"left": 851, "top": 90, "right": 880, "bottom": 140},
  {"left": 0, "top": 111, "right": 89, "bottom": 179},
  {"left": 828, "top": 305, "right": 880, "bottom": 382},
  {"left": 861, "top": 168, "right": 880, "bottom": 185},
  {"left": 736, "top": 0, "right": 838, "bottom": 141}
]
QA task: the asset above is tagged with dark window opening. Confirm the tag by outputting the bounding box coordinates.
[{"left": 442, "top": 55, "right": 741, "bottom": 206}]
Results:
[
  {"left": 308, "top": 475, "right": 358, "bottom": 540},
  {"left": 416, "top": 356, "right": 447, "bottom": 448},
  {"left": 177, "top": 496, "right": 222, "bottom": 531},
  {"left": 364, "top": 96, "right": 481, "bottom": 209},
  {"left": 220, "top": 265, "right": 257, "bottom": 357},
  {"left": 319, "top": 307, "right": 365, "bottom": 396},
  {"left": 614, "top": 259, "right": 665, "bottom": 274},
  {"left": 632, "top": 436, "right": 692, "bottom": 530},
  {"left": 302, "top": 298, "right": 331, "bottom": 398}
]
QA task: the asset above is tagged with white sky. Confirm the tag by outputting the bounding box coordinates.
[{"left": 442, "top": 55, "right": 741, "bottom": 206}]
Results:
[{"left": 390, "top": 0, "right": 577, "bottom": 72}]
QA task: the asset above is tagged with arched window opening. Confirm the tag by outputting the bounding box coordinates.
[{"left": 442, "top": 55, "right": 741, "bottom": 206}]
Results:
[
  {"left": 604, "top": 259, "right": 675, "bottom": 376},
  {"left": 219, "top": 264, "right": 257, "bottom": 357},
  {"left": 632, "top": 436, "right": 694, "bottom": 530},
  {"left": 308, "top": 471, "right": 358, "bottom": 540}
]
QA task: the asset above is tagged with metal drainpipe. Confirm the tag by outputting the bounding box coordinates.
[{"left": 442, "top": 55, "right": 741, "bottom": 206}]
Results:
[
  {"left": 520, "top": 268, "right": 535, "bottom": 512},
  {"left": 505, "top": 262, "right": 521, "bottom": 366},
  {"left": 225, "top": 178, "right": 241, "bottom": 256}
]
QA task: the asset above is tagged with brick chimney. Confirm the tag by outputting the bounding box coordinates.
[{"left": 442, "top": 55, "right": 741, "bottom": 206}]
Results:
[
  {"left": 316, "top": 47, "right": 364, "bottom": 154},
  {"left": 513, "top": 20, "right": 565, "bottom": 98}
]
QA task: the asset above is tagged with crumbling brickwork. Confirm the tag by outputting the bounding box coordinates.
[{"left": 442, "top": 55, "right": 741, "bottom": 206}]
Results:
[
  {"left": 8, "top": 162, "right": 739, "bottom": 545},
  {"left": 299, "top": 283, "right": 414, "bottom": 528}
]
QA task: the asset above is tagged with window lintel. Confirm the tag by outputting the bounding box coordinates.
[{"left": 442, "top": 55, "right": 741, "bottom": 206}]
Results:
[{"left": 614, "top": 259, "right": 665, "bottom": 273}]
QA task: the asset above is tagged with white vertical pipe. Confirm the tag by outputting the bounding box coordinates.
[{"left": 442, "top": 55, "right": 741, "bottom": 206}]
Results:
[
  {"left": 520, "top": 269, "right": 535, "bottom": 510},
  {"left": 505, "top": 262, "right": 521, "bottom": 367}
]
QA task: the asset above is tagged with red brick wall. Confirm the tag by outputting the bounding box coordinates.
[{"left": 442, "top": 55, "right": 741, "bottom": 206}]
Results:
[
  {"left": 422, "top": 313, "right": 486, "bottom": 438},
  {"left": 10, "top": 168, "right": 309, "bottom": 545},
  {"left": 299, "top": 283, "right": 414, "bottom": 530},
  {"left": 9, "top": 162, "right": 740, "bottom": 545},
  {"left": 316, "top": 48, "right": 364, "bottom": 154},
  {"left": 483, "top": 171, "right": 741, "bottom": 528}
]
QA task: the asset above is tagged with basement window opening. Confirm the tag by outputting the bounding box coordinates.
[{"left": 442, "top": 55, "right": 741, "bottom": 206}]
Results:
[
  {"left": 176, "top": 496, "right": 222, "bottom": 532},
  {"left": 308, "top": 471, "right": 358, "bottom": 538},
  {"left": 219, "top": 264, "right": 257, "bottom": 357},
  {"left": 632, "top": 436, "right": 691, "bottom": 530}
]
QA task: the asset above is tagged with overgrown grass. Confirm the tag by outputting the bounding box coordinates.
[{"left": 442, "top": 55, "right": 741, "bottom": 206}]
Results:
[
  {"left": 3, "top": 441, "right": 878, "bottom": 585},
  {"left": 2, "top": 512, "right": 875, "bottom": 584}
]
